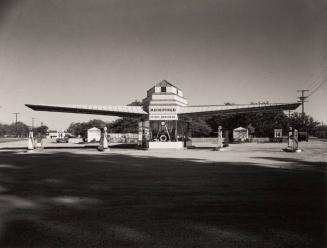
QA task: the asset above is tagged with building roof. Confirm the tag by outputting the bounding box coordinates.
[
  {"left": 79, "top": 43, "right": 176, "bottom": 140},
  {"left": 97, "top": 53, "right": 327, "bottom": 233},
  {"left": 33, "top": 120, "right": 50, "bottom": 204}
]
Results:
[
  {"left": 234, "top": 127, "right": 247, "bottom": 131},
  {"left": 155, "top": 80, "right": 180, "bottom": 89},
  {"left": 88, "top": 127, "right": 100, "bottom": 131},
  {"left": 178, "top": 102, "right": 301, "bottom": 117},
  {"left": 25, "top": 104, "right": 148, "bottom": 118}
]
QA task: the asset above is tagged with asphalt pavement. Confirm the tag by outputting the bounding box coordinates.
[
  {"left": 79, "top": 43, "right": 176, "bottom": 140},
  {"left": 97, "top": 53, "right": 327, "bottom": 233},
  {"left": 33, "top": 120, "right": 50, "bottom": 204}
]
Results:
[{"left": 0, "top": 139, "right": 326, "bottom": 247}]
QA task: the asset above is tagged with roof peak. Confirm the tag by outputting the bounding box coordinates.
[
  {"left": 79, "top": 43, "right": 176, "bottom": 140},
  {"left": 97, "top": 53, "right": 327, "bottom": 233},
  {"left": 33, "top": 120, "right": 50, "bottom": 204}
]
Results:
[{"left": 155, "top": 80, "right": 179, "bottom": 89}]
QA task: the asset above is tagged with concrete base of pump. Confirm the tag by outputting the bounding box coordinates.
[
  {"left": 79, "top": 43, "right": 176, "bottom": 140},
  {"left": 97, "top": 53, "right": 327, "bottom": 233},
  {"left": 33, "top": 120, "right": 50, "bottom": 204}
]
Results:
[
  {"left": 148, "top": 141, "right": 184, "bottom": 149},
  {"left": 213, "top": 147, "right": 227, "bottom": 151},
  {"left": 97, "top": 146, "right": 110, "bottom": 152},
  {"left": 283, "top": 147, "right": 302, "bottom": 153}
]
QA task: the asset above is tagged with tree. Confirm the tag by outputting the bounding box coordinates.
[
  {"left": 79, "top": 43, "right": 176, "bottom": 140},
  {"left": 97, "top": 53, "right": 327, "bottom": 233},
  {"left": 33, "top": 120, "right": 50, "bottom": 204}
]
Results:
[
  {"left": 107, "top": 118, "right": 139, "bottom": 133},
  {"left": 316, "top": 125, "right": 327, "bottom": 131},
  {"left": 207, "top": 110, "right": 289, "bottom": 137},
  {"left": 33, "top": 125, "right": 49, "bottom": 136},
  {"left": 67, "top": 122, "right": 85, "bottom": 137},
  {"left": 288, "top": 113, "right": 320, "bottom": 134},
  {"left": 0, "top": 123, "right": 9, "bottom": 137},
  {"left": 67, "top": 119, "right": 106, "bottom": 137},
  {"left": 207, "top": 110, "right": 322, "bottom": 138},
  {"left": 106, "top": 100, "right": 144, "bottom": 133},
  {"left": 190, "top": 117, "right": 212, "bottom": 137},
  {"left": 0, "top": 122, "right": 30, "bottom": 137}
]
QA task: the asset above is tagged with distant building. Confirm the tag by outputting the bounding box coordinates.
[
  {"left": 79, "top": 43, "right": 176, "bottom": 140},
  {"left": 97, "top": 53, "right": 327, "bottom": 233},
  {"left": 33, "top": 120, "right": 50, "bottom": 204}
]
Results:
[
  {"left": 46, "top": 130, "right": 70, "bottom": 139},
  {"left": 233, "top": 127, "right": 248, "bottom": 141},
  {"left": 274, "top": 129, "right": 283, "bottom": 138},
  {"left": 87, "top": 127, "right": 101, "bottom": 142}
]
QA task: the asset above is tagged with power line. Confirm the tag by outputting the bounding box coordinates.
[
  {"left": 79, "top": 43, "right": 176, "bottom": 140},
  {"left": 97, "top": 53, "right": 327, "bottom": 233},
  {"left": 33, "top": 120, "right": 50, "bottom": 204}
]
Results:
[
  {"left": 297, "top": 68, "right": 327, "bottom": 115},
  {"left": 306, "top": 66, "right": 327, "bottom": 90},
  {"left": 308, "top": 77, "right": 327, "bottom": 97},
  {"left": 0, "top": 105, "right": 38, "bottom": 126},
  {"left": 306, "top": 70, "right": 327, "bottom": 91}
]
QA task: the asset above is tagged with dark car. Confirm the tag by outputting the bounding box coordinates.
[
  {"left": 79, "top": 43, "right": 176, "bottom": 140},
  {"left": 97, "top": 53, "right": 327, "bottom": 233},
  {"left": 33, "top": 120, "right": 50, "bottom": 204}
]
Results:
[
  {"left": 56, "top": 134, "right": 75, "bottom": 143},
  {"left": 56, "top": 137, "right": 69, "bottom": 143},
  {"left": 298, "top": 132, "right": 309, "bottom": 142}
]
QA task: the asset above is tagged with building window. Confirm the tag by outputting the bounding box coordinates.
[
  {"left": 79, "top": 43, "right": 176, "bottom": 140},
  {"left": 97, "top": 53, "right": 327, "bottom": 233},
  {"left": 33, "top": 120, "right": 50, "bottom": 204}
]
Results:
[{"left": 161, "top": 87, "right": 166, "bottom": 92}]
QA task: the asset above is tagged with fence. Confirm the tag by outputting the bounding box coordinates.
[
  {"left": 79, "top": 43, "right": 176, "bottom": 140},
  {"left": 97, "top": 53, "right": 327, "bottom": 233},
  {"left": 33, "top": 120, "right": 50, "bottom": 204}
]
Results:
[
  {"left": 192, "top": 137, "right": 273, "bottom": 143},
  {"left": 250, "top": 137, "right": 271, "bottom": 143},
  {"left": 191, "top": 137, "right": 225, "bottom": 144},
  {"left": 108, "top": 133, "right": 138, "bottom": 143}
]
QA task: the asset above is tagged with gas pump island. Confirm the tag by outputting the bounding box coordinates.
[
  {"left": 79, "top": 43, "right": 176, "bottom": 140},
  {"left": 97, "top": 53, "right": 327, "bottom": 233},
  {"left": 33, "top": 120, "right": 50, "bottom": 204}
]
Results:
[{"left": 26, "top": 80, "right": 300, "bottom": 149}]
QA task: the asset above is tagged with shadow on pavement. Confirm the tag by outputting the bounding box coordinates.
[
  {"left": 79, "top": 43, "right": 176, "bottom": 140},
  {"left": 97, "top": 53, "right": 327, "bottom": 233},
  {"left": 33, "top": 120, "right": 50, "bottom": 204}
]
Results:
[
  {"left": 252, "top": 156, "right": 327, "bottom": 170},
  {"left": 0, "top": 143, "right": 138, "bottom": 150},
  {"left": 0, "top": 151, "right": 325, "bottom": 248}
]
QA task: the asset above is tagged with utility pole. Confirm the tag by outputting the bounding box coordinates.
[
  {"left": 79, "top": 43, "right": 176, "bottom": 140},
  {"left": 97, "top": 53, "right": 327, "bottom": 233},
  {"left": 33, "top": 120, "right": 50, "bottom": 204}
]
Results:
[
  {"left": 32, "top": 117, "right": 35, "bottom": 129},
  {"left": 13, "top": 112, "right": 20, "bottom": 137},
  {"left": 297, "top": 90, "right": 309, "bottom": 116},
  {"left": 297, "top": 90, "right": 309, "bottom": 132}
]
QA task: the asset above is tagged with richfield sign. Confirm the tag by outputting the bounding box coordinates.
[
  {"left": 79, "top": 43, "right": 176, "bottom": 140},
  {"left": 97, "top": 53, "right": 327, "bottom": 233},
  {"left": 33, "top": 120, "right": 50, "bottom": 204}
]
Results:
[{"left": 149, "top": 106, "right": 178, "bottom": 120}]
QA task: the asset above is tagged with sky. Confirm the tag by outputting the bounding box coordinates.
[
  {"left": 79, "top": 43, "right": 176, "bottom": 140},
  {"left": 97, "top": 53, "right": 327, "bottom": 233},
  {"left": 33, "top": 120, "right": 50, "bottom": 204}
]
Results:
[{"left": 0, "top": 0, "right": 326, "bottom": 130}]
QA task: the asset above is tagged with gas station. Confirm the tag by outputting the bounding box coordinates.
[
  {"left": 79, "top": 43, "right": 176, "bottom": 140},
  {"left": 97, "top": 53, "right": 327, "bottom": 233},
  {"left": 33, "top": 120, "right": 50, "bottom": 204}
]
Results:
[{"left": 25, "top": 80, "right": 301, "bottom": 150}]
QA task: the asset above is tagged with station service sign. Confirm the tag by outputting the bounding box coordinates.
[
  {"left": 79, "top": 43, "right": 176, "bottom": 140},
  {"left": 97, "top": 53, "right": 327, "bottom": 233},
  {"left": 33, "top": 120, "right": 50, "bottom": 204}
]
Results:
[
  {"left": 149, "top": 106, "right": 178, "bottom": 120},
  {"left": 149, "top": 114, "right": 178, "bottom": 120}
]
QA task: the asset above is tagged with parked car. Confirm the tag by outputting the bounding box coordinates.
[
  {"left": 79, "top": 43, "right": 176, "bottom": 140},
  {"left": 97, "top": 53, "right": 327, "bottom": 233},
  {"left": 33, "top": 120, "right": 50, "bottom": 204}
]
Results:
[
  {"left": 56, "top": 137, "right": 69, "bottom": 143},
  {"left": 298, "top": 132, "right": 309, "bottom": 142},
  {"left": 56, "top": 135, "right": 75, "bottom": 143}
]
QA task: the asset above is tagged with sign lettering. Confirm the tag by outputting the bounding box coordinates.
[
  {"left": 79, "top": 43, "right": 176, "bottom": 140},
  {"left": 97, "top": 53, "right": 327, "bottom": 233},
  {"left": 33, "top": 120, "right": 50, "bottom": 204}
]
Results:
[{"left": 149, "top": 114, "right": 178, "bottom": 120}]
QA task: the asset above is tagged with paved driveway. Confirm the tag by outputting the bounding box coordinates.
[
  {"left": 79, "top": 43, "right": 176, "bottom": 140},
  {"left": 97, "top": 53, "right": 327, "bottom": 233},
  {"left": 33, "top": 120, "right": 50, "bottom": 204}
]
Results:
[{"left": 0, "top": 140, "right": 326, "bottom": 247}]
